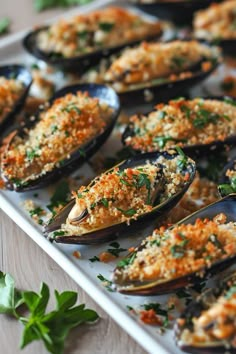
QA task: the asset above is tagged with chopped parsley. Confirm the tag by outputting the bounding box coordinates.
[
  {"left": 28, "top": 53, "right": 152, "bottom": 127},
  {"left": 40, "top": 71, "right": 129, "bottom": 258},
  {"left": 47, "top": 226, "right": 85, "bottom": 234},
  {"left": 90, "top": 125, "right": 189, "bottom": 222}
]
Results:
[
  {"left": 62, "top": 104, "right": 81, "bottom": 114},
  {"left": 51, "top": 124, "right": 58, "bottom": 133},
  {"left": 153, "top": 136, "right": 187, "bottom": 149},
  {"left": 78, "top": 148, "right": 86, "bottom": 157},
  {"left": 47, "top": 180, "right": 70, "bottom": 215},
  {"left": 97, "top": 274, "right": 114, "bottom": 292},
  {"left": 117, "top": 252, "right": 137, "bottom": 268},
  {"left": 89, "top": 256, "right": 100, "bottom": 263},
  {"left": 175, "top": 146, "right": 188, "bottom": 170},
  {"left": 116, "top": 207, "right": 137, "bottom": 217},
  {"left": 26, "top": 148, "right": 40, "bottom": 161},
  {"left": 29, "top": 207, "right": 44, "bottom": 217},
  {"left": 0, "top": 17, "right": 10, "bottom": 35},
  {"left": 170, "top": 55, "right": 186, "bottom": 69},
  {"left": 99, "top": 22, "right": 114, "bottom": 32},
  {"left": 158, "top": 111, "right": 167, "bottom": 119},
  {"left": 209, "top": 234, "right": 225, "bottom": 253},
  {"left": 53, "top": 230, "right": 66, "bottom": 237},
  {"left": 224, "top": 97, "right": 236, "bottom": 107},
  {"left": 170, "top": 244, "right": 185, "bottom": 259},
  {"left": 192, "top": 107, "right": 222, "bottom": 129},
  {"left": 107, "top": 242, "right": 126, "bottom": 258}
]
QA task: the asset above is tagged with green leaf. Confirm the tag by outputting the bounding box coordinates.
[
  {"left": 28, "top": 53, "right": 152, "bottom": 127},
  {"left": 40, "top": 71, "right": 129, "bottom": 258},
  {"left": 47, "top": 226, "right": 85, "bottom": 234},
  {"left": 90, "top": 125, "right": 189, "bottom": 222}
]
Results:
[
  {"left": 0, "top": 272, "right": 23, "bottom": 316},
  {"left": 22, "top": 283, "right": 49, "bottom": 317},
  {"left": 54, "top": 290, "right": 77, "bottom": 311},
  {"left": 20, "top": 322, "right": 41, "bottom": 349},
  {"left": 0, "top": 17, "right": 10, "bottom": 35},
  {"left": 34, "top": 0, "right": 93, "bottom": 12}
]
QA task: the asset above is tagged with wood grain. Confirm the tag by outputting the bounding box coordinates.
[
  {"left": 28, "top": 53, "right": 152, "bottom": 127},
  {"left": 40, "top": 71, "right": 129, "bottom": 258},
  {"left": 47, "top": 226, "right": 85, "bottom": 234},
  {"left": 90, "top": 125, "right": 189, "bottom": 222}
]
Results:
[{"left": 0, "top": 210, "right": 147, "bottom": 354}]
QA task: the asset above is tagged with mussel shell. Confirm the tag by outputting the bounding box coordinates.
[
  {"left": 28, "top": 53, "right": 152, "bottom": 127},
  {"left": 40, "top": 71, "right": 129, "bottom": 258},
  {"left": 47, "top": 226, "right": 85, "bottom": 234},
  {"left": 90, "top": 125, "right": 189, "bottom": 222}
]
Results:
[
  {"left": 217, "top": 39, "right": 236, "bottom": 57},
  {"left": 0, "top": 64, "right": 32, "bottom": 132},
  {"left": 1, "top": 83, "right": 120, "bottom": 192},
  {"left": 175, "top": 271, "right": 236, "bottom": 353},
  {"left": 129, "top": 0, "right": 220, "bottom": 25},
  {"left": 114, "top": 194, "right": 236, "bottom": 295},
  {"left": 122, "top": 96, "right": 236, "bottom": 157},
  {"left": 23, "top": 26, "right": 162, "bottom": 73},
  {"left": 44, "top": 150, "right": 196, "bottom": 244}
]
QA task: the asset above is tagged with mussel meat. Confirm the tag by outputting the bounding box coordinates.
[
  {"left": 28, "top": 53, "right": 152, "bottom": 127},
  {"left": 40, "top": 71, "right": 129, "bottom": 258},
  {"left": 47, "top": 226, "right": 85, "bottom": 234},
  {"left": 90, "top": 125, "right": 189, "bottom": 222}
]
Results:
[
  {"left": 122, "top": 96, "right": 236, "bottom": 156},
  {"left": 0, "top": 83, "right": 120, "bottom": 191},
  {"left": 23, "top": 6, "right": 163, "bottom": 72},
  {"left": 83, "top": 39, "right": 221, "bottom": 105},
  {"left": 194, "top": 0, "right": 236, "bottom": 56},
  {"left": 0, "top": 64, "right": 32, "bottom": 132},
  {"left": 113, "top": 194, "right": 236, "bottom": 295},
  {"left": 44, "top": 149, "right": 196, "bottom": 244},
  {"left": 175, "top": 270, "right": 236, "bottom": 353}
]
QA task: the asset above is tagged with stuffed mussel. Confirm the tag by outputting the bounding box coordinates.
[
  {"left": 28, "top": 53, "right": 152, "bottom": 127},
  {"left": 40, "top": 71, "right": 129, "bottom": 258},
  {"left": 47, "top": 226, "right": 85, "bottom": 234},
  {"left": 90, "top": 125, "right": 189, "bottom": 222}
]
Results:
[
  {"left": 83, "top": 40, "right": 221, "bottom": 105},
  {"left": 113, "top": 194, "right": 236, "bottom": 295},
  {"left": 175, "top": 271, "right": 236, "bottom": 353},
  {"left": 0, "top": 64, "right": 32, "bottom": 132},
  {"left": 23, "top": 6, "right": 163, "bottom": 72},
  {"left": 0, "top": 84, "right": 120, "bottom": 191},
  {"left": 194, "top": 0, "right": 236, "bottom": 56},
  {"left": 44, "top": 149, "right": 196, "bottom": 244},
  {"left": 128, "top": 0, "right": 219, "bottom": 25},
  {"left": 123, "top": 96, "right": 236, "bottom": 156}
]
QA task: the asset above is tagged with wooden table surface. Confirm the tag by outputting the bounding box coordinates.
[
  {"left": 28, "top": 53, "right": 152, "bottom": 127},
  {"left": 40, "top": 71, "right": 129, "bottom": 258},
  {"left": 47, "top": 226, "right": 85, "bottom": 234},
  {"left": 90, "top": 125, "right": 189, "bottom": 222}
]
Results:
[{"left": 0, "top": 1, "right": 147, "bottom": 353}]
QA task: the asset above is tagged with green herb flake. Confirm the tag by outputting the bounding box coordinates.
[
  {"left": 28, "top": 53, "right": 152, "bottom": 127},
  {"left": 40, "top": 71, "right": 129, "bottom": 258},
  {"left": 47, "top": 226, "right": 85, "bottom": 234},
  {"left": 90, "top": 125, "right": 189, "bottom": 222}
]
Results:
[
  {"left": 170, "top": 244, "right": 185, "bottom": 259},
  {"left": 0, "top": 17, "right": 10, "bottom": 35},
  {"left": 89, "top": 256, "right": 100, "bottom": 263},
  {"left": 26, "top": 148, "right": 40, "bottom": 161},
  {"left": 34, "top": 0, "right": 93, "bottom": 12},
  {"left": 117, "top": 252, "right": 137, "bottom": 268},
  {"left": 175, "top": 146, "right": 188, "bottom": 170},
  {"left": 107, "top": 242, "right": 127, "bottom": 258},
  {"left": 158, "top": 111, "right": 166, "bottom": 119},
  {"left": 116, "top": 207, "right": 137, "bottom": 217},
  {"left": 29, "top": 207, "right": 44, "bottom": 217},
  {"left": 97, "top": 274, "right": 114, "bottom": 292},
  {"left": 47, "top": 180, "right": 70, "bottom": 214},
  {"left": 153, "top": 136, "right": 187, "bottom": 149},
  {"left": 53, "top": 230, "right": 66, "bottom": 237},
  {"left": 98, "top": 22, "right": 114, "bottom": 32}
]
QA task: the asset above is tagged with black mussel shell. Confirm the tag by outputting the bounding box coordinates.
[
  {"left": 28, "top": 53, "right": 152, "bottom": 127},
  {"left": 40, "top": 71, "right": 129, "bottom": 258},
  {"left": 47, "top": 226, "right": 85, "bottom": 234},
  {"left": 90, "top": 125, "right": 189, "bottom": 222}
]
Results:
[
  {"left": 1, "top": 83, "right": 120, "bottom": 191},
  {"left": 44, "top": 150, "right": 196, "bottom": 244},
  {"left": 128, "top": 0, "right": 221, "bottom": 25},
  {"left": 217, "top": 39, "right": 236, "bottom": 57},
  {"left": 122, "top": 96, "right": 236, "bottom": 157},
  {"left": 114, "top": 42, "right": 221, "bottom": 107},
  {"left": 23, "top": 25, "right": 162, "bottom": 73},
  {"left": 175, "top": 271, "right": 236, "bottom": 353},
  {"left": 0, "top": 64, "right": 32, "bottom": 133},
  {"left": 114, "top": 194, "right": 236, "bottom": 295},
  {"left": 218, "top": 156, "right": 236, "bottom": 197}
]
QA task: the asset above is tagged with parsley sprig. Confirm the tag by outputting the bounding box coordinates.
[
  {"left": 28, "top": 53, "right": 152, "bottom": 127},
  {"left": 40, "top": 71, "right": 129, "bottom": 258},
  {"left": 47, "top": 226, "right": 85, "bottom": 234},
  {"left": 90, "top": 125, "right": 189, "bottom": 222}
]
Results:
[
  {"left": 0, "top": 272, "right": 98, "bottom": 354},
  {"left": 34, "top": 0, "right": 93, "bottom": 12}
]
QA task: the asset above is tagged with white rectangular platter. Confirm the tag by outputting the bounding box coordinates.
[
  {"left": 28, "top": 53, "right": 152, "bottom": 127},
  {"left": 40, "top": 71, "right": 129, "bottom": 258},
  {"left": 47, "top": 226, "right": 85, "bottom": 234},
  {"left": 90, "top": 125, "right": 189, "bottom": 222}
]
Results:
[{"left": 0, "top": 1, "right": 232, "bottom": 353}]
